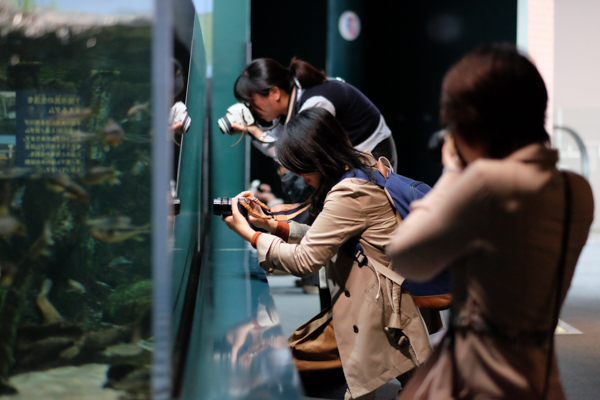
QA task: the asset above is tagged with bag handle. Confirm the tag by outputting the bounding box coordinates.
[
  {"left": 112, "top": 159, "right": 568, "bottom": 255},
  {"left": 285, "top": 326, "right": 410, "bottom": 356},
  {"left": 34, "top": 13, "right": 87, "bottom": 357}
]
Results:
[{"left": 541, "top": 171, "right": 572, "bottom": 399}]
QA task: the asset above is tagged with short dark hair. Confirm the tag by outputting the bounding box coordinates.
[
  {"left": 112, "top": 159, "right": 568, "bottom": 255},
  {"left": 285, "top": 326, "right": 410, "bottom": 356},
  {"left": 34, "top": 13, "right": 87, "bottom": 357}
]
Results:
[
  {"left": 276, "top": 108, "right": 373, "bottom": 217},
  {"left": 440, "top": 44, "right": 550, "bottom": 159}
]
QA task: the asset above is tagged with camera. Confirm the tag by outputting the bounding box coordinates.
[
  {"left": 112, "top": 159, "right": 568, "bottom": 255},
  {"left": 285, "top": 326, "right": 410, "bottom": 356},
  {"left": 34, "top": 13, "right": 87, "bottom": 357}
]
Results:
[
  {"left": 213, "top": 197, "right": 249, "bottom": 218},
  {"left": 218, "top": 103, "right": 256, "bottom": 135},
  {"left": 428, "top": 129, "right": 446, "bottom": 164},
  {"left": 169, "top": 101, "right": 192, "bottom": 133}
]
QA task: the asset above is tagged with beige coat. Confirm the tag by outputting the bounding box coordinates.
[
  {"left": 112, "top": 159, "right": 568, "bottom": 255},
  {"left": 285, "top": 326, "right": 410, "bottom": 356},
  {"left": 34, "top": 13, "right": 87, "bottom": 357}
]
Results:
[
  {"left": 256, "top": 168, "right": 432, "bottom": 398},
  {"left": 388, "top": 144, "right": 595, "bottom": 400}
]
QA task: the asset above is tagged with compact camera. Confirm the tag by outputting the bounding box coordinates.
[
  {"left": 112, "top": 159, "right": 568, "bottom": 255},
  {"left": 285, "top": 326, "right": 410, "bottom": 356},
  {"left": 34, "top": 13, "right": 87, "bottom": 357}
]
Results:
[
  {"left": 213, "top": 197, "right": 249, "bottom": 218},
  {"left": 169, "top": 101, "right": 192, "bottom": 133},
  {"left": 218, "top": 103, "right": 256, "bottom": 135}
]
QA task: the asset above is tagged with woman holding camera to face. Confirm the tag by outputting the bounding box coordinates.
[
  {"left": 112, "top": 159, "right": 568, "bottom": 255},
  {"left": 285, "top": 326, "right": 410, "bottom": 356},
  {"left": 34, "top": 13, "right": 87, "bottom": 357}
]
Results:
[
  {"left": 222, "top": 108, "right": 431, "bottom": 400},
  {"left": 387, "top": 45, "right": 594, "bottom": 400},
  {"left": 229, "top": 58, "right": 397, "bottom": 203}
]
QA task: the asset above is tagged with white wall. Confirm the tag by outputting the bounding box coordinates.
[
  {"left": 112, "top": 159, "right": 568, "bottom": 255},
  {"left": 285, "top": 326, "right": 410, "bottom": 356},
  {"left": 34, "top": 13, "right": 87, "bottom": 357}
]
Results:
[{"left": 554, "top": 0, "right": 600, "bottom": 235}]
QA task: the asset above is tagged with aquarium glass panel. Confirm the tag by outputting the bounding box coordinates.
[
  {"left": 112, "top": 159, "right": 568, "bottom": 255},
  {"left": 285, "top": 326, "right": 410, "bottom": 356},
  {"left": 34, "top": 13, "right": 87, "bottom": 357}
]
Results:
[{"left": 0, "top": 1, "right": 155, "bottom": 399}]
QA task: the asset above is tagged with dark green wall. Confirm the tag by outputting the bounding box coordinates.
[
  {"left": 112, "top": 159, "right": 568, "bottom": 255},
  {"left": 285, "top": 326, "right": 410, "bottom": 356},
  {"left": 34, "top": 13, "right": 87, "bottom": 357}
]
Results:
[
  {"left": 250, "top": 0, "right": 517, "bottom": 188},
  {"left": 361, "top": 1, "right": 517, "bottom": 185},
  {"left": 249, "top": 0, "right": 327, "bottom": 199}
]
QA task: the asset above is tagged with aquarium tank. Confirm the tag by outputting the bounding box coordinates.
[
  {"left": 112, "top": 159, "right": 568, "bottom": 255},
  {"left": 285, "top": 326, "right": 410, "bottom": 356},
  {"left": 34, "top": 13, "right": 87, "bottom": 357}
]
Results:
[{"left": 0, "top": 1, "right": 164, "bottom": 399}]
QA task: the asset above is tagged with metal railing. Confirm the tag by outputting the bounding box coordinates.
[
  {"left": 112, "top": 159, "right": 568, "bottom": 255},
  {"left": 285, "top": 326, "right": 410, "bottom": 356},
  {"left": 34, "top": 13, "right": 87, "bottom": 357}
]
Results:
[{"left": 553, "top": 125, "right": 590, "bottom": 180}]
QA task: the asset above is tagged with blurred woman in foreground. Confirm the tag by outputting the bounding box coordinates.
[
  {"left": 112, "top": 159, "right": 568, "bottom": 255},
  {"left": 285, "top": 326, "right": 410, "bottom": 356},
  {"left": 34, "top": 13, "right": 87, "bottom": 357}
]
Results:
[{"left": 388, "top": 44, "right": 594, "bottom": 400}]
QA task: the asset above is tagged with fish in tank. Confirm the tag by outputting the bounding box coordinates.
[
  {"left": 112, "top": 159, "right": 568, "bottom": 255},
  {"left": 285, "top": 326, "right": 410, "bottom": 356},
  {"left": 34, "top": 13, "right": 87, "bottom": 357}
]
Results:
[{"left": 0, "top": 3, "right": 155, "bottom": 398}]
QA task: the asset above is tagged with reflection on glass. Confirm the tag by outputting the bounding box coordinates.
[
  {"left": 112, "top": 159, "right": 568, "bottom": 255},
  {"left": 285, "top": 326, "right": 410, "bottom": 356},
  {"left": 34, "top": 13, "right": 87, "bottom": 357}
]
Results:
[
  {"left": 215, "top": 293, "right": 301, "bottom": 400},
  {"left": 0, "top": 3, "right": 153, "bottom": 398}
]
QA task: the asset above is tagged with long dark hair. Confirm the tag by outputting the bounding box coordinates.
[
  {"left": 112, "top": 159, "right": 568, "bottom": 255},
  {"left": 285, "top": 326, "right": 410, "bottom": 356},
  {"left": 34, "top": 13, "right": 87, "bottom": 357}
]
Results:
[
  {"left": 441, "top": 44, "right": 549, "bottom": 159},
  {"left": 234, "top": 58, "right": 327, "bottom": 105},
  {"left": 276, "top": 108, "right": 374, "bottom": 217}
]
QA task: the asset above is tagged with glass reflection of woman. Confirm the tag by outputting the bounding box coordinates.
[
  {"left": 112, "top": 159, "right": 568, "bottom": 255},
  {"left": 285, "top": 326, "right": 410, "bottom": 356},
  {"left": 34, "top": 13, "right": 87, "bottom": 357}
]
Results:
[{"left": 223, "top": 108, "right": 431, "bottom": 400}]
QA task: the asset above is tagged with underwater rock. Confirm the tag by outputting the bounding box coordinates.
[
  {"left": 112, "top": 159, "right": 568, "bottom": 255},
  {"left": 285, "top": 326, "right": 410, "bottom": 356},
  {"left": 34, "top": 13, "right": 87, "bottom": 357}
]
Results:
[
  {"left": 17, "top": 322, "right": 83, "bottom": 342},
  {"left": 13, "top": 323, "right": 132, "bottom": 374},
  {"left": 7, "top": 363, "right": 126, "bottom": 400},
  {"left": 104, "top": 280, "right": 152, "bottom": 325},
  {"left": 104, "top": 365, "right": 150, "bottom": 399}
]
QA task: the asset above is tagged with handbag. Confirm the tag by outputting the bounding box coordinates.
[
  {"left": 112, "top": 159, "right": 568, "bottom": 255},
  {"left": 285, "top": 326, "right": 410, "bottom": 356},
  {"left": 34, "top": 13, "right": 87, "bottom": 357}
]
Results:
[
  {"left": 287, "top": 307, "right": 342, "bottom": 372},
  {"left": 446, "top": 171, "right": 573, "bottom": 400}
]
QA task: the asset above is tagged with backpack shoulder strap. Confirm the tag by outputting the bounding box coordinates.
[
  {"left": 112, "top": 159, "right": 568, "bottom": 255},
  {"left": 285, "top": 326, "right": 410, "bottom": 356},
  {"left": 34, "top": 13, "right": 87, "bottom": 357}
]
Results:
[{"left": 340, "top": 169, "right": 387, "bottom": 187}]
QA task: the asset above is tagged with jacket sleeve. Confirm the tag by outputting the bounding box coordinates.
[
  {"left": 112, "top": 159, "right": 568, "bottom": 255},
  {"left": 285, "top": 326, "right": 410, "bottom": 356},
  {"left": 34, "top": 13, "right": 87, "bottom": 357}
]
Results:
[
  {"left": 256, "top": 182, "right": 368, "bottom": 277},
  {"left": 386, "top": 164, "right": 491, "bottom": 281}
]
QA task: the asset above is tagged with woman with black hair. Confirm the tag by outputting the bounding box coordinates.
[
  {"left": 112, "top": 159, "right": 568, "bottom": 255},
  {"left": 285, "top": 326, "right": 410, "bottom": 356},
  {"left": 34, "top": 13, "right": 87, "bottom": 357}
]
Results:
[
  {"left": 230, "top": 57, "right": 397, "bottom": 203},
  {"left": 223, "top": 108, "right": 431, "bottom": 400}
]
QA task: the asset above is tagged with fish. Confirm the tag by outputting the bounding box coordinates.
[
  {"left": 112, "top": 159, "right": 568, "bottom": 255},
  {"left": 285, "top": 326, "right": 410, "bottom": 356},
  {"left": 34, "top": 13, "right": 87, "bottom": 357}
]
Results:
[
  {"left": 36, "top": 279, "right": 65, "bottom": 324},
  {"left": 28, "top": 221, "right": 54, "bottom": 259},
  {"left": 87, "top": 216, "right": 150, "bottom": 243},
  {"left": 123, "top": 133, "right": 151, "bottom": 144},
  {"left": 0, "top": 214, "right": 25, "bottom": 237},
  {"left": 67, "top": 279, "right": 86, "bottom": 294},
  {"left": 46, "top": 174, "right": 89, "bottom": 202},
  {"left": 136, "top": 339, "right": 154, "bottom": 352},
  {"left": 108, "top": 256, "right": 133, "bottom": 268},
  {"left": 66, "top": 130, "right": 97, "bottom": 143},
  {"left": 0, "top": 261, "right": 17, "bottom": 286},
  {"left": 0, "top": 167, "right": 35, "bottom": 179},
  {"left": 80, "top": 166, "right": 121, "bottom": 185},
  {"left": 95, "top": 281, "right": 113, "bottom": 290},
  {"left": 102, "top": 343, "right": 144, "bottom": 357},
  {"left": 131, "top": 150, "right": 150, "bottom": 175},
  {"left": 125, "top": 100, "right": 150, "bottom": 121},
  {"left": 10, "top": 186, "right": 25, "bottom": 209},
  {"left": 47, "top": 107, "right": 93, "bottom": 122},
  {"left": 100, "top": 119, "right": 125, "bottom": 147}
]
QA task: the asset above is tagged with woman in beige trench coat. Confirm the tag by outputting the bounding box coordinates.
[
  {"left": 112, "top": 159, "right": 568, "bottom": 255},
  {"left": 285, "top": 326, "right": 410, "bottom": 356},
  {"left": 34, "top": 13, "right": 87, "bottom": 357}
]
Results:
[
  {"left": 387, "top": 45, "right": 594, "bottom": 400},
  {"left": 224, "top": 108, "right": 431, "bottom": 399}
]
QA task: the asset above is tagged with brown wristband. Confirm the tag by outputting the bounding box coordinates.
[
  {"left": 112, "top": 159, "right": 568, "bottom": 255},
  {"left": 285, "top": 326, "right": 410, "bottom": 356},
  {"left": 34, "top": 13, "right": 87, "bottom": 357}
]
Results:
[
  {"left": 273, "top": 221, "right": 290, "bottom": 242},
  {"left": 250, "top": 232, "right": 262, "bottom": 249}
]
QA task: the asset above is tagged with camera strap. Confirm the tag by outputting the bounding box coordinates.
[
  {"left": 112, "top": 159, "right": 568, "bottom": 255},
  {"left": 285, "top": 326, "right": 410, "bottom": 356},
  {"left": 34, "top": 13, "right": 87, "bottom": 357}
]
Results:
[
  {"left": 240, "top": 198, "right": 310, "bottom": 221},
  {"left": 285, "top": 86, "right": 297, "bottom": 124},
  {"left": 269, "top": 201, "right": 310, "bottom": 221}
]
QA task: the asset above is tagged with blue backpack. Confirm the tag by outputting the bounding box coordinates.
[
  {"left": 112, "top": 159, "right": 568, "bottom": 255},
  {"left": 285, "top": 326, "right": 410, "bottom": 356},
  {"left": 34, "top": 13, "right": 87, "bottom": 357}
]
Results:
[{"left": 341, "top": 162, "right": 451, "bottom": 310}]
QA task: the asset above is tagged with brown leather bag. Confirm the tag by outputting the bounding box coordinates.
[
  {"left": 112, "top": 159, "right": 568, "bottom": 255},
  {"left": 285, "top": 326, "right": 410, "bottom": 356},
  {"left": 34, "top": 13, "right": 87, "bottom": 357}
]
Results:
[{"left": 288, "top": 307, "right": 342, "bottom": 372}]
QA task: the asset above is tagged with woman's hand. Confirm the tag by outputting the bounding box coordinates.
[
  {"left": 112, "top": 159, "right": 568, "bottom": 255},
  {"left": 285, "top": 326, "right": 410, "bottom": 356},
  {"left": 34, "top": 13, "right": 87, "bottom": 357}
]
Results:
[
  {"left": 441, "top": 133, "right": 465, "bottom": 172},
  {"left": 237, "top": 191, "right": 278, "bottom": 233},
  {"left": 171, "top": 121, "right": 184, "bottom": 134},
  {"left": 230, "top": 123, "right": 265, "bottom": 140},
  {"left": 222, "top": 196, "right": 256, "bottom": 241}
]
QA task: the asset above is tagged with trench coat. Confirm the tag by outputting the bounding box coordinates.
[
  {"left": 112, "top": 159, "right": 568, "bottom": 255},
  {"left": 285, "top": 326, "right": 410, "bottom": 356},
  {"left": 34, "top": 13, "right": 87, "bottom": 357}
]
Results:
[
  {"left": 256, "top": 163, "right": 432, "bottom": 398},
  {"left": 387, "top": 144, "right": 594, "bottom": 400}
]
